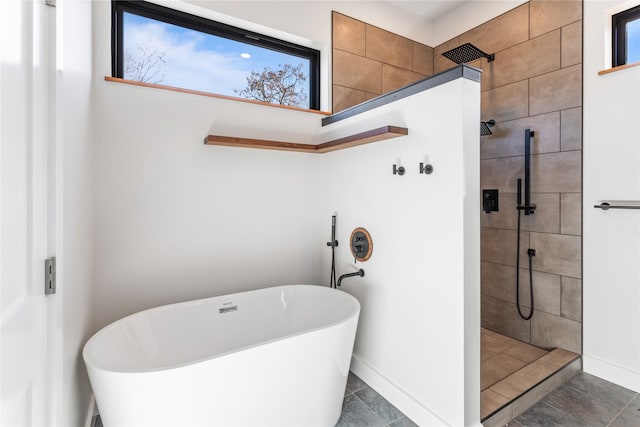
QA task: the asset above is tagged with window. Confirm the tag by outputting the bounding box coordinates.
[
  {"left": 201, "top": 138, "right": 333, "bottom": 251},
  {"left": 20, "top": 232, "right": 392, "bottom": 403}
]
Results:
[
  {"left": 612, "top": 4, "right": 640, "bottom": 67},
  {"left": 112, "top": 1, "right": 320, "bottom": 110}
]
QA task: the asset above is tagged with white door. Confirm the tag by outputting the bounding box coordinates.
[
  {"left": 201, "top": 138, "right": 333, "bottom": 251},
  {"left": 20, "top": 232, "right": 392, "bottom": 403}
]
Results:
[{"left": 1, "top": 0, "right": 56, "bottom": 425}]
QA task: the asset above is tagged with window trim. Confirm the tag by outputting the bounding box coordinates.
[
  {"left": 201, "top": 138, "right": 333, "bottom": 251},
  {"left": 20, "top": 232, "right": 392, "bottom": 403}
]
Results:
[
  {"left": 111, "top": 0, "right": 321, "bottom": 110},
  {"left": 612, "top": 4, "right": 640, "bottom": 67}
]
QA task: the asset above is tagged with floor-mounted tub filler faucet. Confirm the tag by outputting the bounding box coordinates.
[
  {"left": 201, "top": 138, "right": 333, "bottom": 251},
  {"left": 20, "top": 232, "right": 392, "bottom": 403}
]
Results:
[{"left": 337, "top": 269, "right": 365, "bottom": 287}]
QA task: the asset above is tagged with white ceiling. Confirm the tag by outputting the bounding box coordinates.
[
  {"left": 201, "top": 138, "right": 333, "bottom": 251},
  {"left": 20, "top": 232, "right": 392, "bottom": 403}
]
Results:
[
  {"left": 382, "top": 0, "right": 527, "bottom": 45},
  {"left": 386, "top": 1, "right": 467, "bottom": 21}
]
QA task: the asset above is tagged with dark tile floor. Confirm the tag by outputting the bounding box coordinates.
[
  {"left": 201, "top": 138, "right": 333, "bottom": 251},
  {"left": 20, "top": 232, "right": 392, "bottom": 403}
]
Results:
[
  {"left": 509, "top": 372, "right": 640, "bottom": 427},
  {"left": 338, "top": 372, "right": 417, "bottom": 427},
  {"left": 342, "top": 371, "right": 640, "bottom": 427},
  {"left": 92, "top": 371, "right": 639, "bottom": 427}
]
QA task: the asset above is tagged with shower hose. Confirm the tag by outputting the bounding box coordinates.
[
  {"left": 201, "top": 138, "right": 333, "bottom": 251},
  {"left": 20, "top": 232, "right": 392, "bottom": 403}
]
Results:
[{"left": 515, "top": 206, "right": 535, "bottom": 320}]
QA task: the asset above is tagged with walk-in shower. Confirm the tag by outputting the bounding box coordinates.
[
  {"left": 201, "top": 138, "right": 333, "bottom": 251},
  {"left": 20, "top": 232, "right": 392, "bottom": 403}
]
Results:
[{"left": 480, "top": 127, "right": 581, "bottom": 424}]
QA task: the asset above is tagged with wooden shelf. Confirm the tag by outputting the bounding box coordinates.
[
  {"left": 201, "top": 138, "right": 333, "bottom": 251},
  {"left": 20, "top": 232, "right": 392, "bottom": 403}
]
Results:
[{"left": 204, "top": 125, "right": 408, "bottom": 153}]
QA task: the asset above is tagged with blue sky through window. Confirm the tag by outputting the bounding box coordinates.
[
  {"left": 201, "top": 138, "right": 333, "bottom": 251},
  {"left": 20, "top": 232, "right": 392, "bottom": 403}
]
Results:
[
  {"left": 123, "top": 12, "right": 310, "bottom": 105},
  {"left": 627, "top": 18, "right": 640, "bottom": 63}
]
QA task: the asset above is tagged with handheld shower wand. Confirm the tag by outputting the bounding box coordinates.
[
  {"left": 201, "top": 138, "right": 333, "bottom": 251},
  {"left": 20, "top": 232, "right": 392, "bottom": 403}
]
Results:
[
  {"left": 327, "top": 215, "right": 338, "bottom": 248},
  {"left": 515, "top": 129, "right": 536, "bottom": 320},
  {"left": 327, "top": 215, "right": 338, "bottom": 288},
  {"left": 517, "top": 129, "right": 536, "bottom": 215}
]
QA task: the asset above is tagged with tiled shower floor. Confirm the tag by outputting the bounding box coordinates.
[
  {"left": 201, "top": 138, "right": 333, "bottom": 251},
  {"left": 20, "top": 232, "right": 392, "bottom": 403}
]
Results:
[{"left": 481, "top": 327, "right": 579, "bottom": 420}]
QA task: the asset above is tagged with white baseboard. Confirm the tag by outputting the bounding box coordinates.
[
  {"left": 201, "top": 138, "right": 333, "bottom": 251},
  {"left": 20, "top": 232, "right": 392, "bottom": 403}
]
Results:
[
  {"left": 84, "top": 394, "right": 96, "bottom": 427},
  {"left": 350, "top": 355, "right": 461, "bottom": 427},
  {"left": 583, "top": 355, "right": 640, "bottom": 393}
]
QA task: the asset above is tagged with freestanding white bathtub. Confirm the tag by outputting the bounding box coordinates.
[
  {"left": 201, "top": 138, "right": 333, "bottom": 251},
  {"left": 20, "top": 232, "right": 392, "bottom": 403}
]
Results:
[{"left": 83, "top": 284, "right": 360, "bottom": 427}]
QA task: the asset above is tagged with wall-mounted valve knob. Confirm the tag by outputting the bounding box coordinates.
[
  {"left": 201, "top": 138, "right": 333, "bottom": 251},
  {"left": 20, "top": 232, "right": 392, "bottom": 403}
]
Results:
[
  {"left": 393, "top": 164, "right": 405, "bottom": 175},
  {"left": 420, "top": 163, "right": 434, "bottom": 174}
]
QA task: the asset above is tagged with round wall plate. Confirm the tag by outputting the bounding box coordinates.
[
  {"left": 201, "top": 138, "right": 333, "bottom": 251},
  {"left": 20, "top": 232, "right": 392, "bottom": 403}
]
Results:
[{"left": 350, "top": 227, "right": 373, "bottom": 262}]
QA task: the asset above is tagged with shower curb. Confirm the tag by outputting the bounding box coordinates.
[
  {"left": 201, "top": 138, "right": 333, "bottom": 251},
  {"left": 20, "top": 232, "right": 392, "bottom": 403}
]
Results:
[{"left": 482, "top": 356, "right": 582, "bottom": 427}]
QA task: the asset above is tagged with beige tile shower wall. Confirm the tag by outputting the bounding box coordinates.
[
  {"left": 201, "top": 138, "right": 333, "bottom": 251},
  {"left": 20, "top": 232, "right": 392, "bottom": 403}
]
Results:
[
  {"left": 435, "top": 1, "right": 583, "bottom": 353},
  {"left": 331, "top": 12, "right": 434, "bottom": 112}
]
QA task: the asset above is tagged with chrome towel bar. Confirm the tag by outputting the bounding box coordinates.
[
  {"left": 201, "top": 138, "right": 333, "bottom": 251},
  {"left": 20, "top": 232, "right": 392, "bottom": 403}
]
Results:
[{"left": 594, "top": 201, "right": 640, "bottom": 210}]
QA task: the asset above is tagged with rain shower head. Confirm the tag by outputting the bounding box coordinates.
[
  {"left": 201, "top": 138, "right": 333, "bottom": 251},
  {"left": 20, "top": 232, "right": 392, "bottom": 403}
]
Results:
[
  {"left": 480, "top": 119, "right": 496, "bottom": 136},
  {"left": 442, "top": 43, "right": 495, "bottom": 64}
]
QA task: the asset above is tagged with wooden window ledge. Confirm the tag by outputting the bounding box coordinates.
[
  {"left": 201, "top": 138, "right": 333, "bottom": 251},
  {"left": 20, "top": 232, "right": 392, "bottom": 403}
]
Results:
[
  {"left": 104, "top": 77, "right": 331, "bottom": 115},
  {"left": 598, "top": 61, "right": 640, "bottom": 75},
  {"left": 204, "top": 125, "right": 408, "bottom": 153}
]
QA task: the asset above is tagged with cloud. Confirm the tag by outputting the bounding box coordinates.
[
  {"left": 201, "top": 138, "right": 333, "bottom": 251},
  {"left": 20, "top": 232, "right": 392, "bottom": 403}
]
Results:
[{"left": 124, "top": 20, "right": 250, "bottom": 95}]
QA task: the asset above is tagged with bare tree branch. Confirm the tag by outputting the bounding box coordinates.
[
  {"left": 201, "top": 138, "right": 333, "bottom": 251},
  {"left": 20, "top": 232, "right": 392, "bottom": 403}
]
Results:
[
  {"left": 234, "top": 63, "right": 308, "bottom": 108},
  {"left": 124, "top": 43, "right": 167, "bottom": 84}
]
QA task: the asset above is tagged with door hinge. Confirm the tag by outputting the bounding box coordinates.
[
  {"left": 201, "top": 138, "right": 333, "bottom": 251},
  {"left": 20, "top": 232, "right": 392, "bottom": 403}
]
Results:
[
  {"left": 45, "top": 0, "right": 56, "bottom": 7},
  {"left": 45, "top": 257, "right": 56, "bottom": 295}
]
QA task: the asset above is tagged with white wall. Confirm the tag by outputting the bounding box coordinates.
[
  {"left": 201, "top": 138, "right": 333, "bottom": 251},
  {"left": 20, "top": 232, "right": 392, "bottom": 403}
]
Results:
[
  {"left": 317, "top": 78, "right": 481, "bottom": 426},
  {"left": 90, "top": 90, "right": 328, "bottom": 328},
  {"left": 583, "top": 0, "right": 640, "bottom": 392},
  {"left": 91, "top": 0, "right": 329, "bottom": 330},
  {"left": 59, "top": 0, "right": 95, "bottom": 425}
]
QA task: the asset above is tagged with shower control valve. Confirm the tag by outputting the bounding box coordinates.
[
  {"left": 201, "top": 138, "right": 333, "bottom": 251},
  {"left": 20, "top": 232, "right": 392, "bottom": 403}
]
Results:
[{"left": 350, "top": 227, "right": 373, "bottom": 262}]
